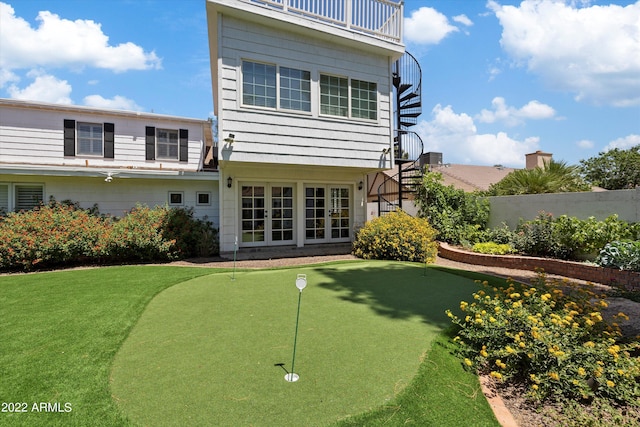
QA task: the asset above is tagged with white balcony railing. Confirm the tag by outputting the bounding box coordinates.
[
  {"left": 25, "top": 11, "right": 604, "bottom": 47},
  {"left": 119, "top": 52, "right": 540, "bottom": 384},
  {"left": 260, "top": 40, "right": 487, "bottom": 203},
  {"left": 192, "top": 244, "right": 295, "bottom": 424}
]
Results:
[{"left": 251, "top": 0, "right": 402, "bottom": 42}]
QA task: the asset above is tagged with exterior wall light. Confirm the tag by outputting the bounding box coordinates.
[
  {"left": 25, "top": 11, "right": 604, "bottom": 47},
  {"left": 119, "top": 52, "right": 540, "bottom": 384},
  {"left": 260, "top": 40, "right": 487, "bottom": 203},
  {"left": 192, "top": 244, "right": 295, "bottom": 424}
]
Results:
[
  {"left": 358, "top": 181, "right": 363, "bottom": 190},
  {"left": 224, "top": 133, "right": 235, "bottom": 143},
  {"left": 227, "top": 176, "right": 233, "bottom": 188}
]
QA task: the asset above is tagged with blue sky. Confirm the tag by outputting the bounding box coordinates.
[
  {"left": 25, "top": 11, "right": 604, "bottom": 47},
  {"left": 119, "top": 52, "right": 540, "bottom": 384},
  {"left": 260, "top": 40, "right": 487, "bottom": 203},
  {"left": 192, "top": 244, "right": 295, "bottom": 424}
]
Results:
[{"left": 1, "top": 0, "right": 638, "bottom": 167}]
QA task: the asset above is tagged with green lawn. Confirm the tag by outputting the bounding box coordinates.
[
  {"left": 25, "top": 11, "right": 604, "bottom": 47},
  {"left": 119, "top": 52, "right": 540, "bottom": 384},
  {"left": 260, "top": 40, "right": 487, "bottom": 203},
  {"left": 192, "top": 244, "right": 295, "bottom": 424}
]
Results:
[{"left": 1, "top": 261, "right": 500, "bottom": 426}]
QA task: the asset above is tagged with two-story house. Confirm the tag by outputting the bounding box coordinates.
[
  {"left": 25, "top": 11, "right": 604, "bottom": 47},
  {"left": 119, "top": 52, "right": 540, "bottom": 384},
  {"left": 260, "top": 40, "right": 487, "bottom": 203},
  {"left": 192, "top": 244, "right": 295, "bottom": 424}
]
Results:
[
  {"left": 0, "top": 99, "right": 219, "bottom": 221},
  {"left": 206, "top": 0, "right": 408, "bottom": 253}
]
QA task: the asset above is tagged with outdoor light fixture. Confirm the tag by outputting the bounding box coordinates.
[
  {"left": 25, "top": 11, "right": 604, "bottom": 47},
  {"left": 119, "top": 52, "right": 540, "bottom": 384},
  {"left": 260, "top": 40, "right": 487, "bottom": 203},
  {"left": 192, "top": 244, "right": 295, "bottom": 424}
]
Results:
[
  {"left": 103, "top": 171, "right": 117, "bottom": 183},
  {"left": 381, "top": 147, "right": 390, "bottom": 154},
  {"left": 224, "top": 133, "right": 235, "bottom": 143},
  {"left": 227, "top": 177, "right": 232, "bottom": 188},
  {"left": 285, "top": 274, "right": 307, "bottom": 382},
  {"left": 358, "top": 181, "right": 363, "bottom": 191}
]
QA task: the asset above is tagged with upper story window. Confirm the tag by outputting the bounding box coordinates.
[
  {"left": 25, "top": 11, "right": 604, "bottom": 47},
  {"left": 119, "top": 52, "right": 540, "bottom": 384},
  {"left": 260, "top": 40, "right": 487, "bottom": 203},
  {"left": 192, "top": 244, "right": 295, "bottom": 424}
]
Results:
[
  {"left": 242, "top": 61, "right": 276, "bottom": 108},
  {"left": 77, "top": 122, "right": 103, "bottom": 155},
  {"left": 320, "top": 74, "right": 348, "bottom": 117},
  {"left": 157, "top": 129, "right": 179, "bottom": 159},
  {"left": 242, "top": 60, "right": 311, "bottom": 113},
  {"left": 280, "top": 67, "right": 311, "bottom": 112},
  {"left": 64, "top": 119, "right": 114, "bottom": 158},
  {"left": 145, "top": 127, "right": 188, "bottom": 162},
  {"left": 320, "top": 74, "right": 377, "bottom": 120},
  {"left": 351, "top": 79, "right": 377, "bottom": 120}
]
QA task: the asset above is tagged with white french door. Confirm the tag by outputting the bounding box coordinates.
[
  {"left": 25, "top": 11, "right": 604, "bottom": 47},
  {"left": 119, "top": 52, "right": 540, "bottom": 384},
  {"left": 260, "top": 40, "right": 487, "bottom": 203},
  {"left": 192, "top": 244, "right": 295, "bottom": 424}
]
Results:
[
  {"left": 240, "top": 184, "right": 294, "bottom": 246},
  {"left": 304, "top": 185, "right": 351, "bottom": 243}
]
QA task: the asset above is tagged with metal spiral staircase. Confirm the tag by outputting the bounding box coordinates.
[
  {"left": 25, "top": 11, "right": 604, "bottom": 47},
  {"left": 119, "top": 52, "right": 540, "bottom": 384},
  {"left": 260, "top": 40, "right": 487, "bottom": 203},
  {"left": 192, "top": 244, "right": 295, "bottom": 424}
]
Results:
[{"left": 377, "top": 51, "right": 424, "bottom": 216}]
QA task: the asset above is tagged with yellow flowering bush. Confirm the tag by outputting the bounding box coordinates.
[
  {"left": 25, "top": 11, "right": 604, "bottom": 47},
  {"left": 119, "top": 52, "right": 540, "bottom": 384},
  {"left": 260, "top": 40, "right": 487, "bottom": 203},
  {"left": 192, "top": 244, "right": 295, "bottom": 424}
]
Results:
[
  {"left": 446, "top": 271, "right": 640, "bottom": 404},
  {"left": 352, "top": 210, "right": 438, "bottom": 262}
]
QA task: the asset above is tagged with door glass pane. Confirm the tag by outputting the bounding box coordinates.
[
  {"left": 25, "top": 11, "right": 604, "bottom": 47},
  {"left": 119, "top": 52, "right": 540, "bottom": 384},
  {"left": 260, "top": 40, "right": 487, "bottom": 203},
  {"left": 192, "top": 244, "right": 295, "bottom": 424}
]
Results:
[
  {"left": 271, "top": 186, "right": 293, "bottom": 242},
  {"left": 241, "top": 186, "right": 265, "bottom": 243},
  {"left": 305, "top": 186, "right": 325, "bottom": 240},
  {"left": 330, "top": 187, "right": 350, "bottom": 240}
]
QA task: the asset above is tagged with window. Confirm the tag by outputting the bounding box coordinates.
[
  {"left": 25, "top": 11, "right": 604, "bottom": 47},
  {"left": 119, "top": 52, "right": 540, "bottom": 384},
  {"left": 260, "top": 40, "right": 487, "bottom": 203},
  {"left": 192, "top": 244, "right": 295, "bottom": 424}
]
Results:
[
  {"left": 157, "top": 129, "right": 179, "bottom": 159},
  {"left": 0, "top": 184, "right": 8, "bottom": 215},
  {"left": 280, "top": 67, "right": 311, "bottom": 112},
  {"left": 168, "top": 192, "right": 183, "bottom": 206},
  {"left": 15, "top": 185, "right": 44, "bottom": 211},
  {"left": 197, "top": 192, "right": 211, "bottom": 206},
  {"left": 145, "top": 127, "right": 188, "bottom": 162},
  {"left": 242, "top": 61, "right": 276, "bottom": 108},
  {"left": 320, "top": 74, "right": 348, "bottom": 117},
  {"left": 351, "top": 80, "right": 377, "bottom": 120},
  {"left": 77, "top": 122, "right": 103, "bottom": 155},
  {"left": 63, "top": 120, "right": 114, "bottom": 158}
]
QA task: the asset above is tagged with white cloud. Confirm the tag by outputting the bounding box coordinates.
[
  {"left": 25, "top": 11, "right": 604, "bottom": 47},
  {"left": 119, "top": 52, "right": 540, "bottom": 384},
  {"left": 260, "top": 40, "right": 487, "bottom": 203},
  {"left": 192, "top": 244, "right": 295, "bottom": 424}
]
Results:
[
  {"left": 415, "top": 104, "right": 539, "bottom": 167},
  {"left": 453, "top": 14, "right": 473, "bottom": 27},
  {"left": 7, "top": 70, "right": 72, "bottom": 104},
  {"left": 0, "top": 68, "right": 19, "bottom": 88},
  {"left": 0, "top": 2, "right": 161, "bottom": 72},
  {"left": 476, "top": 97, "right": 556, "bottom": 126},
  {"left": 488, "top": 0, "right": 640, "bottom": 106},
  {"left": 404, "top": 7, "right": 459, "bottom": 45},
  {"left": 83, "top": 95, "right": 143, "bottom": 111},
  {"left": 604, "top": 134, "right": 640, "bottom": 151},
  {"left": 576, "top": 139, "right": 594, "bottom": 149}
]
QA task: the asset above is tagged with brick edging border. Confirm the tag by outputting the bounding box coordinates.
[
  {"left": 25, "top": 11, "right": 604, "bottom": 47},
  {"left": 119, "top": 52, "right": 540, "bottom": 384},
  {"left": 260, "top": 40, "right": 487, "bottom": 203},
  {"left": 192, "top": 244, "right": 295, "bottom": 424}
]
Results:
[{"left": 438, "top": 242, "right": 640, "bottom": 292}]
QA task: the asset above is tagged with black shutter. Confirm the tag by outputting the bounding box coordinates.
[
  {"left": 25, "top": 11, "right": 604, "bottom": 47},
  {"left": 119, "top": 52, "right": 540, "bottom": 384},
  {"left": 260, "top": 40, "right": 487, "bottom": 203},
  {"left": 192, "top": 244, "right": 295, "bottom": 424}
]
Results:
[
  {"left": 145, "top": 126, "right": 155, "bottom": 160},
  {"left": 104, "top": 123, "right": 114, "bottom": 159},
  {"left": 63, "top": 119, "right": 75, "bottom": 157},
  {"left": 179, "top": 129, "right": 188, "bottom": 162}
]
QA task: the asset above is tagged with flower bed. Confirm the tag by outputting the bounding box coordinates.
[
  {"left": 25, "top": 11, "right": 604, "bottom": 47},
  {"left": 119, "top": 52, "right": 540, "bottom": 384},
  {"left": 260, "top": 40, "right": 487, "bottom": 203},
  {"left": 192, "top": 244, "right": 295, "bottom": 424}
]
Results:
[{"left": 438, "top": 242, "right": 640, "bottom": 292}]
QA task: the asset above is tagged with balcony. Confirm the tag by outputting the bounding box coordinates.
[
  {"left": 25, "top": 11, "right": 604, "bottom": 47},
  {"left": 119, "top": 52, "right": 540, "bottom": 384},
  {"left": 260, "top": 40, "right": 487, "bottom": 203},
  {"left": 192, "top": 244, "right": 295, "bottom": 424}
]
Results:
[{"left": 250, "top": 0, "right": 402, "bottom": 42}]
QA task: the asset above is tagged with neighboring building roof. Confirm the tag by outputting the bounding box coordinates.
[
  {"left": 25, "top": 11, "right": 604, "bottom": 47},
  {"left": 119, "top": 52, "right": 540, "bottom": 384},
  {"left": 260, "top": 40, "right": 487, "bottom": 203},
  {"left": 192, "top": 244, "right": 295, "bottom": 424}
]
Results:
[
  {"left": 0, "top": 98, "right": 210, "bottom": 125},
  {"left": 429, "top": 163, "right": 516, "bottom": 192}
]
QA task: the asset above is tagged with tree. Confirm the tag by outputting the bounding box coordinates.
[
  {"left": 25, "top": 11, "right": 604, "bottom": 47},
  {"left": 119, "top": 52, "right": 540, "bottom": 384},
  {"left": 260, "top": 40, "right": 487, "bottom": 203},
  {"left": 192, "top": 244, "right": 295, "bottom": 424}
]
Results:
[
  {"left": 415, "top": 172, "right": 489, "bottom": 244},
  {"left": 579, "top": 145, "right": 640, "bottom": 190},
  {"left": 487, "top": 160, "right": 590, "bottom": 196}
]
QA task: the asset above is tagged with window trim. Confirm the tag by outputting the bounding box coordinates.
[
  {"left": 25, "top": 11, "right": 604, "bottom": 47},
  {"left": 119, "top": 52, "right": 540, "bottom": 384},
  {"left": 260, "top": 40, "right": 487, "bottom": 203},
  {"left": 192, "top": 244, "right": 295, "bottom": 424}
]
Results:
[{"left": 156, "top": 128, "right": 180, "bottom": 160}]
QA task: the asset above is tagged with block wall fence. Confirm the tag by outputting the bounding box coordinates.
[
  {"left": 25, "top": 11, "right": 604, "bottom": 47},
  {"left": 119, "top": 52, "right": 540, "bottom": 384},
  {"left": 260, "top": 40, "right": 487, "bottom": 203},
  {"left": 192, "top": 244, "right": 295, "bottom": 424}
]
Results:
[{"left": 438, "top": 242, "right": 640, "bottom": 292}]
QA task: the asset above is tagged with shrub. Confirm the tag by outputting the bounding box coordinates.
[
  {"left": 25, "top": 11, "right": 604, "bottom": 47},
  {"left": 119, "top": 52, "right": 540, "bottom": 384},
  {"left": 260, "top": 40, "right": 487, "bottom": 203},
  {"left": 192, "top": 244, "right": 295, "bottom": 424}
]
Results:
[
  {"left": 0, "top": 202, "right": 219, "bottom": 271},
  {"left": 513, "top": 212, "right": 571, "bottom": 259},
  {"left": 415, "top": 172, "right": 489, "bottom": 245},
  {"left": 598, "top": 241, "right": 640, "bottom": 272},
  {"left": 352, "top": 210, "right": 438, "bottom": 262},
  {"left": 0, "top": 202, "right": 109, "bottom": 270},
  {"left": 471, "top": 242, "right": 516, "bottom": 255},
  {"left": 447, "top": 272, "right": 640, "bottom": 405}
]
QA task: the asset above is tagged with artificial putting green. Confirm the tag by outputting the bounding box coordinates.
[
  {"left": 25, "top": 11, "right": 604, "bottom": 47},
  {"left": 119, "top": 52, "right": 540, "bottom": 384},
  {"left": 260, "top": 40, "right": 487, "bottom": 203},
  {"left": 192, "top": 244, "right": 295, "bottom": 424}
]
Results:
[{"left": 110, "top": 261, "right": 484, "bottom": 426}]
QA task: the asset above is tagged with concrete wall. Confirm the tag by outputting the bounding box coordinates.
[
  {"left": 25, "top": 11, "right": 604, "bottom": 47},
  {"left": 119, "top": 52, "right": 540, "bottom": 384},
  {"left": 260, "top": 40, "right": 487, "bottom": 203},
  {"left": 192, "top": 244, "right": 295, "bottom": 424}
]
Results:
[{"left": 488, "top": 188, "right": 640, "bottom": 228}]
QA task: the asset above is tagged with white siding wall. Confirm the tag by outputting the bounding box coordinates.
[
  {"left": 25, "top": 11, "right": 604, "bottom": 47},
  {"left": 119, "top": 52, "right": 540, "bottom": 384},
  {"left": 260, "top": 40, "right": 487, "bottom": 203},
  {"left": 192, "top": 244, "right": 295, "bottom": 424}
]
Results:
[
  {"left": 0, "top": 104, "right": 205, "bottom": 171},
  {"left": 218, "top": 15, "right": 393, "bottom": 169},
  {"left": 0, "top": 174, "right": 220, "bottom": 225}
]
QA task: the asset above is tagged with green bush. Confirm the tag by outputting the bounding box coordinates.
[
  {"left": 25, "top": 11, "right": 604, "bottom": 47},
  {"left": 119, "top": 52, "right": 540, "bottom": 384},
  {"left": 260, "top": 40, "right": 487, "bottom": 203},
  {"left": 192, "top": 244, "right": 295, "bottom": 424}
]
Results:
[
  {"left": 415, "top": 172, "right": 489, "bottom": 245},
  {"left": 0, "top": 202, "right": 219, "bottom": 271},
  {"left": 598, "top": 241, "right": 640, "bottom": 272},
  {"left": 471, "top": 242, "right": 516, "bottom": 255},
  {"left": 447, "top": 272, "right": 640, "bottom": 404},
  {"left": 0, "top": 202, "right": 109, "bottom": 270},
  {"left": 511, "top": 213, "right": 638, "bottom": 260},
  {"left": 352, "top": 210, "right": 438, "bottom": 262}
]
